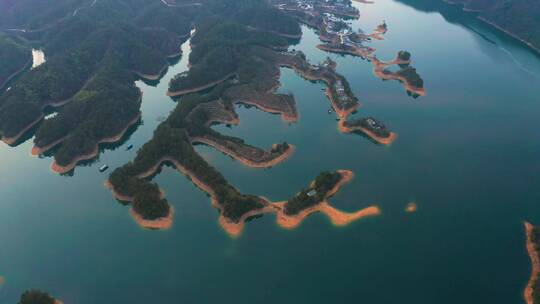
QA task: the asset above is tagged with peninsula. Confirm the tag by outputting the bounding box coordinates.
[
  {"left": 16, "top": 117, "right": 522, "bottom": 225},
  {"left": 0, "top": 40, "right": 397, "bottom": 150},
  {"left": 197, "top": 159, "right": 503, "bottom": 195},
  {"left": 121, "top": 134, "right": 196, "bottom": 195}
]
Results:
[
  {"left": 271, "top": 0, "right": 426, "bottom": 97},
  {"left": 104, "top": 0, "right": 394, "bottom": 235},
  {"left": 340, "top": 117, "right": 397, "bottom": 145},
  {"left": 0, "top": 0, "right": 193, "bottom": 170}
]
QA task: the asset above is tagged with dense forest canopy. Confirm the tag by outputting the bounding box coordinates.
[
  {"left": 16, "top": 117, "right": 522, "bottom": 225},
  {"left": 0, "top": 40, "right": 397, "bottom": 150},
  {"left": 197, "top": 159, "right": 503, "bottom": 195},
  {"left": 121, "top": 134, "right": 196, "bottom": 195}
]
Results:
[
  {"left": 0, "top": 0, "right": 195, "bottom": 168},
  {"left": 0, "top": 33, "right": 31, "bottom": 89},
  {"left": 17, "top": 289, "right": 56, "bottom": 304}
]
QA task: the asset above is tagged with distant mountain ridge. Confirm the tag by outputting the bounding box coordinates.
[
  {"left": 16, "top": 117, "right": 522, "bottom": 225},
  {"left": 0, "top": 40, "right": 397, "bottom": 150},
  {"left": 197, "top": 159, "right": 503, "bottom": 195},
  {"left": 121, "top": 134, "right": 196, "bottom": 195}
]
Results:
[{"left": 445, "top": 0, "right": 540, "bottom": 52}]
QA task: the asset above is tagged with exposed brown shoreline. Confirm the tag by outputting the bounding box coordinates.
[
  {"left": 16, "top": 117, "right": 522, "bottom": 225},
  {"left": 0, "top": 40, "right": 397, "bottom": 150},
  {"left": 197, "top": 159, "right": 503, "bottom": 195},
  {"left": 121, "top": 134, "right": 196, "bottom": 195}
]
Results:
[
  {"left": 166, "top": 73, "right": 236, "bottom": 97},
  {"left": 191, "top": 136, "right": 295, "bottom": 168},
  {"left": 524, "top": 221, "right": 540, "bottom": 304},
  {"left": 405, "top": 202, "right": 417, "bottom": 213},
  {"left": 338, "top": 120, "right": 397, "bottom": 145},
  {"left": 132, "top": 64, "right": 169, "bottom": 81},
  {"left": 235, "top": 98, "right": 298, "bottom": 123},
  {"left": 130, "top": 206, "right": 174, "bottom": 229},
  {"left": 371, "top": 57, "right": 426, "bottom": 96},
  {"left": 316, "top": 44, "right": 426, "bottom": 96},
  {"left": 50, "top": 112, "right": 141, "bottom": 174},
  {"left": 1, "top": 113, "right": 44, "bottom": 145},
  {"left": 275, "top": 170, "right": 381, "bottom": 229},
  {"left": 1, "top": 72, "right": 102, "bottom": 145},
  {"left": 107, "top": 163, "right": 379, "bottom": 237},
  {"left": 131, "top": 48, "right": 184, "bottom": 80},
  {"left": 325, "top": 87, "right": 360, "bottom": 120},
  {"left": 31, "top": 135, "right": 68, "bottom": 156},
  {"left": 247, "top": 26, "right": 302, "bottom": 39},
  {"left": 276, "top": 201, "right": 381, "bottom": 229},
  {"left": 278, "top": 59, "right": 360, "bottom": 122}
]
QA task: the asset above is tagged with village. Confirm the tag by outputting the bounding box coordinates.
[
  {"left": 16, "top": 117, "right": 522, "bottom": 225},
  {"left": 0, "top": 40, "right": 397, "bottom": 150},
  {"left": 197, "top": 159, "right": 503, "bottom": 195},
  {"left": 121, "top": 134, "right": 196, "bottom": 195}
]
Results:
[{"left": 271, "top": 0, "right": 382, "bottom": 58}]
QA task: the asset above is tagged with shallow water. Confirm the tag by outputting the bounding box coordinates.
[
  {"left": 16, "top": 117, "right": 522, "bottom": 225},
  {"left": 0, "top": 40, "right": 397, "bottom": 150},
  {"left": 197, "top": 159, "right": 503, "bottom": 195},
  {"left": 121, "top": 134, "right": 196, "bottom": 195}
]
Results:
[{"left": 1, "top": 0, "right": 540, "bottom": 303}]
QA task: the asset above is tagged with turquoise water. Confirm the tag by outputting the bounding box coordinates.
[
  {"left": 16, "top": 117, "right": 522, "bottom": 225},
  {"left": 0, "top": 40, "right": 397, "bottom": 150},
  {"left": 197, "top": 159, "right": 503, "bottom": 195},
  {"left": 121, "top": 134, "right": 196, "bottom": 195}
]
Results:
[{"left": 1, "top": 0, "right": 540, "bottom": 303}]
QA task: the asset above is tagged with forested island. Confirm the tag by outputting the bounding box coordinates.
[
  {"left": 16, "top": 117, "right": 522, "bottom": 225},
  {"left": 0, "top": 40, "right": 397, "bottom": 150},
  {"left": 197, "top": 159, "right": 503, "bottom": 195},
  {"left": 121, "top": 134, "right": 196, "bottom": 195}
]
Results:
[
  {"left": 275, "top": 170, "right": 381, "bottom": 230},
  {"left": 2, "top": 0, "right": 393, "bottom": 234},
  {"left": 340, "top": 117, "right": 397, "bottom": 145},
  {"left": 284, "top": 171, "right": 345, "bottom": 215},
  {"left": 17, "top": 289, "right": 61, "bottom": 304},
  {"left": 271, "top": 0, "right": 426, "bottom": 97},
  {"left": 0, "top": 0, "right": 193, "bottom": 172},
  {"left": 104, "top": 0, "right": 385, "bottom": 232}
]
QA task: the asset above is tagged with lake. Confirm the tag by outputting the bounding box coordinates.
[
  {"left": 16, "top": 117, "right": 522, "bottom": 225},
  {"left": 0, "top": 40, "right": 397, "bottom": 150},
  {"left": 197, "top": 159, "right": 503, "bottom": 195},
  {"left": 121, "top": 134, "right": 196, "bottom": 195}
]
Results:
[{"left": 1, "top": 0, "right": 540, "bottom": 303}]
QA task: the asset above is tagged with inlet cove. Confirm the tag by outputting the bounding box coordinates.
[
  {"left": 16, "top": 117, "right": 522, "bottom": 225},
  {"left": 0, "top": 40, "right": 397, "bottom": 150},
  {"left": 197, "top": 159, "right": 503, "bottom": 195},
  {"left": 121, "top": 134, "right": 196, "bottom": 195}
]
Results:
[{"left": 1, "top": 0, "right": 540, "bottom": 303}]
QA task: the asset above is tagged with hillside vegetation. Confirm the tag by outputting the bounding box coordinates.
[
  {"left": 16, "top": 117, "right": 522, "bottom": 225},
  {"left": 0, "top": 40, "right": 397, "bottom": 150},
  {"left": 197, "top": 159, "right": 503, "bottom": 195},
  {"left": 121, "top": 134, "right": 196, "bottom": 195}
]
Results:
[{"left": 449, "top": 0, "right": 540, "bottom": 51}]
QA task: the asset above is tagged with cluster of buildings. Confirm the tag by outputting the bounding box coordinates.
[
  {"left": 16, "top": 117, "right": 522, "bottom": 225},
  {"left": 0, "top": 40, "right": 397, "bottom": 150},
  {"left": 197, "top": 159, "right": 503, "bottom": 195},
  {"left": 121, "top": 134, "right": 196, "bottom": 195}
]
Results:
[
  {"left": 363, "top": 117, "right": 387, "bottom": 132},
  {"left": 334, "top": 80, "right": 348, "bottom": 102}
]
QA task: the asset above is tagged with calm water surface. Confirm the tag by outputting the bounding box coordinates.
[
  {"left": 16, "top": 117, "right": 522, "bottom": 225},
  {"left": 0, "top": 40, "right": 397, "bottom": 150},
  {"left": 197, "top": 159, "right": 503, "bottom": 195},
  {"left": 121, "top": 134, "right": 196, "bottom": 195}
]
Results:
[{"left": 1, "top": 1, "right": 540, "bottom": 303}]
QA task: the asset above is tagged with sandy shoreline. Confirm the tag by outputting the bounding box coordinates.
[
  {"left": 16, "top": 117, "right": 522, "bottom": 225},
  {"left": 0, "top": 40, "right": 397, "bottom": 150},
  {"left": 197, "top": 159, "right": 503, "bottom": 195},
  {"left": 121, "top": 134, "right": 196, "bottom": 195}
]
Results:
[
  {"left": 31, "top": 135, "right": 68, "bottom": 156},
  {"left": 247, "top": 26, "right": 302, "bottom": 39},
  {"left": 274, "top": 170, "right": 381, "bottom": 229},
  {"left": 190, "top": 136, "right": 295, "bottom": 168},
  {"left": 325, "top": 87, "right": 360, "bottom": 120},
  {"left": 235, "top": 99, "right": 298, "bottom": 123},
  {"left": 166, "top": 73, "right": 236, "bottom": 97},
  {"left": 279, "top": 59, "right": 360, "bottom": 121},
  {"left": 218, "top": 204, "right": 278, "bottom": 238},
  {"left": 405, "top": 202, "right": 417, "bottom": 213},
  {"left": 107, "top": 157, "right": 377, "bottom": 236},
  {"left": 2, "top": 73, "right": 103, "bottom": 146},
  {"left": 371, "top": 57, "right": 426, "bottom": 96},
  {"left": 132, "top": 64, "right": 169, "bottom": 81},
  {"left": 1, "top": 113, "right": 44, "bottom": 145},
  {"left": 105, "top": 178, "right": 173, "bottom": 229},
  {"left": 338, "top": 120, "right": 397, "bottom": 145},
  {"left": 275, "top": 202, "right": 381, "bottom": 229},
  {"left": 130, "top": 206, "right": 174, "bottom": 230},
  {"left": 50, "top": 112, "right": 141, "bottom": 174},
  {"left": 525, "top": 221, "right": 540, "bottom": 304},
  {"left": 316, "top": 43, "right": 426, "bottom": 97}
]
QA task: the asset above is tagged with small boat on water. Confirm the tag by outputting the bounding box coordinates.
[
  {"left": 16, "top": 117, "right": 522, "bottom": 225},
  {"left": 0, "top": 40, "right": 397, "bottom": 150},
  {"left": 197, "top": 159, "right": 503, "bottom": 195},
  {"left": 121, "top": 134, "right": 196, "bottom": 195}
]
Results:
[
  {"left": 99, "top": 165, "right": 109, "bottom": 172},
  {"left": 126, "top": 144, "right": 134, "bottom": 151}
]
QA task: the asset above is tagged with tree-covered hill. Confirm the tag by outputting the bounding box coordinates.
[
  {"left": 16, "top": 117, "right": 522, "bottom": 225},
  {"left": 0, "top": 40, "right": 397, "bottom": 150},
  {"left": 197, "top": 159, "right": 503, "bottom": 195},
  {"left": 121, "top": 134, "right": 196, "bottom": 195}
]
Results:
[
  {"left": 0, "top": 33, "right": 31, "bottom": 89},
  {"left": 449, "top": 0, "right": 540, "bottom": 51},
  {"left": 0, "top": 0, "right": 195, "bottom": 169}
]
